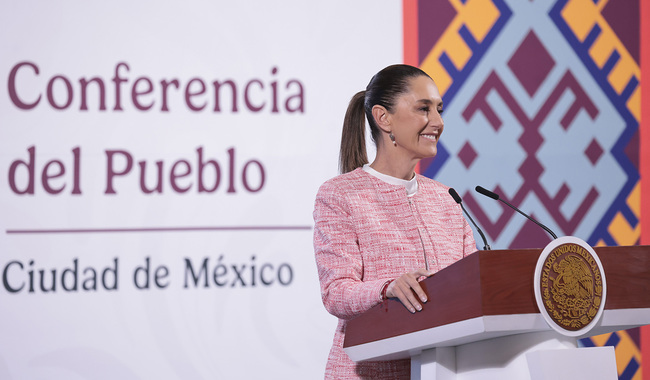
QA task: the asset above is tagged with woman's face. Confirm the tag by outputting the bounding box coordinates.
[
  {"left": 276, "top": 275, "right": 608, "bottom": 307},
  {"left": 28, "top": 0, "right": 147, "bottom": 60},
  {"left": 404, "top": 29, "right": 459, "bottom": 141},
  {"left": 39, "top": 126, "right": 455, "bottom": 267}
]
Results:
[{"left": 389, "top": 76, "right": 444, "bottom": 160}]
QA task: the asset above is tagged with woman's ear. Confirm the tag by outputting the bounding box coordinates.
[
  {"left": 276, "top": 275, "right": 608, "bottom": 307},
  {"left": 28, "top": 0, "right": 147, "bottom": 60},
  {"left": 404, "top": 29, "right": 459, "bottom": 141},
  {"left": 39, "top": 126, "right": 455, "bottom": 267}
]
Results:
[{"left": 371, "top": 105, "right": 391, "bottom": 133}]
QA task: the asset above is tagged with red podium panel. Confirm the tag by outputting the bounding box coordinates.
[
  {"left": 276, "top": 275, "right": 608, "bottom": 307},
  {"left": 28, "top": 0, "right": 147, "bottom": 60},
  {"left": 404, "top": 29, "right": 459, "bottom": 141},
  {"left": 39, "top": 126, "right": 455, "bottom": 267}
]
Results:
[{"left": 344, "top": 246, "right": 650, "bottom": 362}]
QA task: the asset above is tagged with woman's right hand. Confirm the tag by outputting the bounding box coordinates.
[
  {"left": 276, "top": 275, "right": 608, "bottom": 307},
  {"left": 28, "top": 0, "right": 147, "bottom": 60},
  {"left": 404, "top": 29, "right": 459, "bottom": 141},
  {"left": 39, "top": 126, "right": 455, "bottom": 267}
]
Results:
[{"left": 385, "top": 268, "right": 434, "bottom": 313}]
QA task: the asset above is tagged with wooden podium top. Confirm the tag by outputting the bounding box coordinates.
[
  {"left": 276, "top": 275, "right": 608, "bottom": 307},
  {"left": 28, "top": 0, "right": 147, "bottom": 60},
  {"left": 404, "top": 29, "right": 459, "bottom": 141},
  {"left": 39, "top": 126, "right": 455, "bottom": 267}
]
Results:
[{"left": 343, "top": 245, "right": 650, "bottom": 361}]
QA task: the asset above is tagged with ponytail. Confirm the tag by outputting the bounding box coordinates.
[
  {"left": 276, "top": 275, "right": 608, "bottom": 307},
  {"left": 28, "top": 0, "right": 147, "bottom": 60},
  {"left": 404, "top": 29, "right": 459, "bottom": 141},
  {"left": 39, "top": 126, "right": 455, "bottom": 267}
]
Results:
[{"left": 339, "top": 91, "right": 367, "bottom": 173}]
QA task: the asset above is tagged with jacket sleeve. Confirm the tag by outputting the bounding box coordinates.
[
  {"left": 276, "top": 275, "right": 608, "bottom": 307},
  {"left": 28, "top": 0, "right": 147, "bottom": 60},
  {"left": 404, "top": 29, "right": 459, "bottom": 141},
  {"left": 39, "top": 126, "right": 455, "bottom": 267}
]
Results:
[{"left": 313, "top": 182, "right": 389, "bottom": 320}]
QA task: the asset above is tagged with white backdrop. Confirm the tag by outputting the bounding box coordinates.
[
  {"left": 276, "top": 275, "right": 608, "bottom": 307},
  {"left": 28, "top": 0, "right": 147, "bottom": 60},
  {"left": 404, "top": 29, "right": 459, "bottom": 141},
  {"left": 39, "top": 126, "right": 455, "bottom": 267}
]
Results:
[{"left": 0, "top": 1, "right": 402, "bottom": 378}]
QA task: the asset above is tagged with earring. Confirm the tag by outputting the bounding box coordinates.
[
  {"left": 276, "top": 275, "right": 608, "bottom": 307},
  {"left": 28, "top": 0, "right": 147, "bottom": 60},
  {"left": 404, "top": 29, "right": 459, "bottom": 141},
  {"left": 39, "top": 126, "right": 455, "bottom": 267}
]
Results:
[{"left": 389, "top": 132, "right": 397, "bottom": 146}]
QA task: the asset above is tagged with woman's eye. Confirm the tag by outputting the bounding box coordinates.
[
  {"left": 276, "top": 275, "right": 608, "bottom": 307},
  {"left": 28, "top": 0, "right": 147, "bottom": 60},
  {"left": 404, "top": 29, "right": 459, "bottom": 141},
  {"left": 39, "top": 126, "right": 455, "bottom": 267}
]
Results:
[
  {"left": 420, "top": 107, "right": 430, "bottom": 112},
  {"left": 438, "top": 108, "right": 444, "bottom": 114}
]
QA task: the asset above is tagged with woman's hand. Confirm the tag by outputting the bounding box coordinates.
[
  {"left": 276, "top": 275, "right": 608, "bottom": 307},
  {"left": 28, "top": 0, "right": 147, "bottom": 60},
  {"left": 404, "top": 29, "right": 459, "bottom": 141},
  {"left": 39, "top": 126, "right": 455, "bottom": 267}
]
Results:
[{"left": 385, "top": 268, "right": 434, "bottom": 313}]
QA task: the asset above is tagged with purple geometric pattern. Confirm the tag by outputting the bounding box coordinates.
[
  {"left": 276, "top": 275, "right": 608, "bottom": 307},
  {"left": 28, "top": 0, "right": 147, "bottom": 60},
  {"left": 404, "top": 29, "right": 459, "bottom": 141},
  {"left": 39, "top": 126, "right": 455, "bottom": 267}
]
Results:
[
  {"left": 418, "top": 0, "right": 457, "bottom": 65},
  {"left": 417, "top": 0, "right": 634, "bottom": 249},
  {"left": 458, "top": 142, "right": 477, "bottom": 169},
  {"left": 550, "top": 0, "right": 640, "bottom": 248},
  {"left": 460, "top": 70, "right": 600, "bottom": 247},
  {"left": 585, "top": 139, "right": 604, "bottom": 165},
  {"left": 507, "top": 31, "right": 556, "bottom": 97},
  {"left": 601, "top": 0, "right": 639, "bottom": 62}
]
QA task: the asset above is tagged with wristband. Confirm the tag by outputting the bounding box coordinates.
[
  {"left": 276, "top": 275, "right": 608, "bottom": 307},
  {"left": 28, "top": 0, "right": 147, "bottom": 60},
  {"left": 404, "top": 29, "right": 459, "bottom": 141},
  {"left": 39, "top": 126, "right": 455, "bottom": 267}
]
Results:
[{"left": 380, "top": 279, "right": 394, "bottom": 301}]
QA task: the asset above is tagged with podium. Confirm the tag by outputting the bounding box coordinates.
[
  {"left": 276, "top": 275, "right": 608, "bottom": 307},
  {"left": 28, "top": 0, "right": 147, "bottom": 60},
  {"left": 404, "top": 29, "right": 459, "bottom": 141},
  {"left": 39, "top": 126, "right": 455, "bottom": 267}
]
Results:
[{"left": 343, "top": 245, "right": 650, "bottom": 380}]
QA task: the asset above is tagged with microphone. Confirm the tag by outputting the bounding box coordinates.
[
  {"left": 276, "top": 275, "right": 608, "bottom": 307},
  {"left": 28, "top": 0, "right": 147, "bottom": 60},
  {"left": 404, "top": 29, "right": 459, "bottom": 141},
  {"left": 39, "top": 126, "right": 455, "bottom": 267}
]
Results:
[
  {"left": 474, "top": 186, "right": 558, "bottom": 240},
  {"left": 449, "top": 188, "right": 491, "bottom": 250}
]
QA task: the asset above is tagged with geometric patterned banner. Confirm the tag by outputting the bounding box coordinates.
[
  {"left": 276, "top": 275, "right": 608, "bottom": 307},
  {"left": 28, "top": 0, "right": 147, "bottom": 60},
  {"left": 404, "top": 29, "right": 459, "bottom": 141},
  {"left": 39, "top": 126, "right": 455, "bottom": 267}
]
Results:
[
  {"left": 550, "top": 0, "right": 640, "bottom": 248},
  {"left": 405, "top": 0, "right": 642, "bottom": 378}
]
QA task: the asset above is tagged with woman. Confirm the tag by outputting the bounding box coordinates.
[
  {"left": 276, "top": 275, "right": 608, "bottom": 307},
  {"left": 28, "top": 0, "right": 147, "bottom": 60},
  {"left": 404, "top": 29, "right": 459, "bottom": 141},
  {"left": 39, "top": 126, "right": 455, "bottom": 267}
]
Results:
[{"left": 313, "top": 64, "right": 477, "bottom": 379}]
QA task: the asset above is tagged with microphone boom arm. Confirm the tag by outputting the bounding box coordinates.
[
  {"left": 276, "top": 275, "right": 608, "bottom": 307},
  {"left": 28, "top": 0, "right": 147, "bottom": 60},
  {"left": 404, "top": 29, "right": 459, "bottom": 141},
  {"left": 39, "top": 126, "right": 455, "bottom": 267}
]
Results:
[
  {"left": 449, "top": 188, "right": 491, "bottom": 250},
  {"left": 475, "top": 185, "right": 558, "bottom": 240},
  {"left": 497, "top": 197, "right": 558, "bottom": 240}
]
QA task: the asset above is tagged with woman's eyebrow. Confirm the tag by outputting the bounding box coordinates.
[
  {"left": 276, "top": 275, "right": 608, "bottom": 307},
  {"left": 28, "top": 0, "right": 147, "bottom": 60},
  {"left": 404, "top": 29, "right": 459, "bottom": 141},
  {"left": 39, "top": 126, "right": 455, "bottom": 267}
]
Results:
[{"left": 417, "top": 99, "right": 443, "bottom": 107}]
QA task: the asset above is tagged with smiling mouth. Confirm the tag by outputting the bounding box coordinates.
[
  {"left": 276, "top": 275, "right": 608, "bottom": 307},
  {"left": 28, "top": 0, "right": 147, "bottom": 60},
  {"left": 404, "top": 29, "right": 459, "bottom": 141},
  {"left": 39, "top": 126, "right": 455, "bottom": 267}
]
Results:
[{"left": 420, "top": 134, "right": 438, "bottom": 142}]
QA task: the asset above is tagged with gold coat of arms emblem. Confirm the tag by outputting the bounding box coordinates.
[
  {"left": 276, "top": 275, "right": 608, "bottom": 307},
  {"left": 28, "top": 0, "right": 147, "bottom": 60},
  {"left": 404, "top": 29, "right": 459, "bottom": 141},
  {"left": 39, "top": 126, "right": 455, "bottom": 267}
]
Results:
[{"left": 534, "top": 236, "right": 607, "bottom": 336}]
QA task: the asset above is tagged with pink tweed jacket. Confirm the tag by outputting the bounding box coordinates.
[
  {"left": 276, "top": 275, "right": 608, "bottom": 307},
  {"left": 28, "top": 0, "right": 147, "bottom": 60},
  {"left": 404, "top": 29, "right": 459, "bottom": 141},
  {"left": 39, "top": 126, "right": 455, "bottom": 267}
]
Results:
[{"left": 313, "top": 168, "right": 477, "bottom": 379}]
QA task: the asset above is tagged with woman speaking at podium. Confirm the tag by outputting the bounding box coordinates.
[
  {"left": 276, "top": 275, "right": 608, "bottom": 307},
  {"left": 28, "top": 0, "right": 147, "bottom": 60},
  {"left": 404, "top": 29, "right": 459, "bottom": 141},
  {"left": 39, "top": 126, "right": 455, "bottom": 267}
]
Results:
[{"left": 313, "top": 64, "right": 477, "bottom": 379}]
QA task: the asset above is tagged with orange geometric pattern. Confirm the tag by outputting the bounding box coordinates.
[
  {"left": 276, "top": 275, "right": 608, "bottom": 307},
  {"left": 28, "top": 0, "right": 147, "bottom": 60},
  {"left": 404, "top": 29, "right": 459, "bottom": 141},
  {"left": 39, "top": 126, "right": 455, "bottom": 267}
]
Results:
[{"left": 419, "top": 0, "right": 502, "bottom": 96}]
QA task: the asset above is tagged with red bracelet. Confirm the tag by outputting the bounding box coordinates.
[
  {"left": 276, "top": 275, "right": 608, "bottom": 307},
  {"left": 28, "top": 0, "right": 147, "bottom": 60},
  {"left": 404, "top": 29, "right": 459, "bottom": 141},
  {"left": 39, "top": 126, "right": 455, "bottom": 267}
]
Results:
[
  {"left": 381, "top": 280, "right": 394, "bottom": 301},
  {"left": 381, "top": 280, "right": 394, "bottom": 312}
]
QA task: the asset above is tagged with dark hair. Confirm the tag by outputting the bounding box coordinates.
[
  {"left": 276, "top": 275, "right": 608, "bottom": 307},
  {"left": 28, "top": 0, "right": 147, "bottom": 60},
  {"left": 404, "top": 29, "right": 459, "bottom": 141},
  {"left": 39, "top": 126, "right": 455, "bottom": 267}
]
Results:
[{"left": 339, "top": 64, "right": 431, "bottom": 173}]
